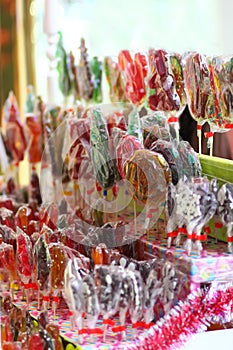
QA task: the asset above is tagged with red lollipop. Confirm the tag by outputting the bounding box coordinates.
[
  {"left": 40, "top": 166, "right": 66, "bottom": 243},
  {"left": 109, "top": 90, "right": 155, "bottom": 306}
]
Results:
[
  {"left": 148, "top": 49, "right": 180, "bottom": 112},
  {"left": 118, "top": 50, "right": 147, "bottom": 106},
  {"left": 5, "top": 104, "right": 27, "bottom": 164},
  {"left": 116, "top": 134, "right": 144, "bottom": 178},
  {"left": 25, "top": 114, "right": 43, "bottom": 164}
]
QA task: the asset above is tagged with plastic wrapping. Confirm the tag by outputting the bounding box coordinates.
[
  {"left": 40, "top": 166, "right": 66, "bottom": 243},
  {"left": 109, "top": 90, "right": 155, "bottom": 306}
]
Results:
[
  {"left": 207, "top": 56, "right": 233, "bottom": 130},
  {"left": 16, "top": 227, "right": 33, "bottom": 285},
  {"left": 90, "top": 108, "right": 116, "bottom": 189},
  {"left": 90, "top": 56, "right": 103, "bottom": 103},
  {"left": 104, "top": 56, "right": 126, "bottom": 102},
  {"left": 170, "top": 53, "right": 186, "bottom": 108},
  {"left": 56, "top": 32, "right": 72, "bottom": 97},
  {"left": 95, "top": 265, "right": 122, "bottom": 320},
  {"left": 67, "top": 118, "right": 91, "bottom": 181},
  {"left": 33, "top": 234, "right": 51, "bottom": 290},
  {"left": 76, "top": 38, "right": 93, "bottom": 102},
  {"left": 217, "top": 183, "right": 233, "bottom": 252},
  {"left": 125, "top": 149, "right": 170, "bottom": 205},
  {"left": 147, "top": 49, "right": 180, "bottom": 112},
  {"left": 116, "top": 134, "right": 144, "bottom": 179},
  {"left": 127, "top": 108, "right": 143, "bottom": 144},
  {"left": 118, "top": 50, "right": 147, "bottom": 106},
  {"left": 150, "top": 139, "right": 181, "bottom": 185},
  {"left": 25, "top": 114, "right": 42, "bottom": 164},
  {"left": 177, "top": 141, "right": 202, "bottom": 179},
  {"left": 63, "top": 259, "right": 84, "bottom": 330},
  {"left": 176, "top": 178, "right": 217, "bottom": 254},
  {"left": 82, "top": 274, "right": 100, "bottom": 329},
  {"left": 183, "top": 52, "right": 210, "bottom": 124},
  {"left": 5, "top": 104, "right": 27, "bottom": 164},
  {"left": 49, "top": 242, "right": 69, "bottom": 291}
]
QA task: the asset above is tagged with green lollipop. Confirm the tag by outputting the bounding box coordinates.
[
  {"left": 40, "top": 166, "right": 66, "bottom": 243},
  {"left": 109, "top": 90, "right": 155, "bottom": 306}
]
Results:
[
  {"left": 56, "top": 32, "right": 72, "bottom": 97},
  {"left": 90, "top": 107, "right": 116, "bottom": 189},
  {"left": 91, "top": 56, "right": 103, "bottom": 103}
]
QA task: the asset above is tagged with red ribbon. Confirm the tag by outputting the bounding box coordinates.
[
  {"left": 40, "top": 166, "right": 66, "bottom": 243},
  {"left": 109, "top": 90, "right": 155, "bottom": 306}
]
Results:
[
  {"left": 187, "top": 233, "right": 196, "bottom": 240},
  {"left": 168, "top": 117, "right": 178, "bottom": 123},
  {"left": 132, "top": 321, "right": 154, "bottom": 329},
  {"left": 203, "top": 226, "right": 211, "bottom": 234},
  {"left": 197, "top": 125, "right": 202, "bottom": 130},
  {"left": 215, "top": 222, "right": 223, "bottom": 229},
  {"left": 224, "top": 124, "right": 233, "bottom": 129},
  {"left": 112, "top": 325, "right": 126, "bottom": 332},
  {"left": 42, "top": 296, "right": 50, "bottom": 302},
  {"left": 196, "top": 234, "right": 207, "bottom": 241},
  {"left": 205, "top": 132, "right": 214, "bottom": 138},
  {"left": 167, "top": 231, "right": 177, "bottom": 238},
  {"left": 22, "top": 283, "right": 38, "bottom": 290},
  {"left": 52, "top": 296, "right": 60, "bottom": 303},
  {"left": 178, "top": 227, "right": 187, "bottom": 234},
  {"left": 78, "top": 328, "right": 104, "bottom": 335},
  {"left": 103, "top": 319, "right": 115, "bottom": 326},
  {"left": 228, "top": 236, "right": 233, "bottom": 243}
]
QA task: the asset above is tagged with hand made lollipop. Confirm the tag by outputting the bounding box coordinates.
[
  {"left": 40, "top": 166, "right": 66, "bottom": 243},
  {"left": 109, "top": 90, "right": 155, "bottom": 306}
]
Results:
[
  {"left": 16, "top": 228, "right": 33, "bottom": 305},
  {"left": 76, "top": 38, "right": 93, "bottom": 103},
  {"left": 94, "top": 265, "right": 122, "bottom": 340},
  {"left": 104, "top": 56, "right": 126, "bottom": 103},
  {"left": 118, "top": 50, "right": 147, "bottom": 107},
  {"left": 205, "top": 56, "right": 233, "bottom": 153},
  {"left": 63, "top": 259, "right": 84, "bottom": 334},
  {"left": 4, "top": 95, "right": 27, "bottom": 184},
  {"left": 49, "top": 242, "right": 69, "bottom": 318},
  {"left": 116, "top": 134, "right": 144, "bottom": 179},
  {"left": 90, "top": 107, "right": 117, "bottom": 189},
  {"left": 191, "top": 178, "right": 218, "bottom": 254},
  {"left": 90, "top": 56, "right": 103, "bottom": 103},
  {"left": 217, "top": 183, "right": 233, "bottom": 253},
  {"left": 183, "top": 52, "right": 210, "bottom": 154},
  {"left": 144, "top": 269, "right": 162, "bottom": 324},
  {"left": 126, "top": 270, "right": 144, "bottom": 332},
  {"left": 147, "top": 49, "right": 181, "bottom": 141},
  {"left": 33, "top": 234, "right": 52, "bottom": 310},
  {"left": 82, "top": 274, "right": 100, "bottom": 338},
  {"left": 125, "top": 149, "right": 170, "bottom": 236}
]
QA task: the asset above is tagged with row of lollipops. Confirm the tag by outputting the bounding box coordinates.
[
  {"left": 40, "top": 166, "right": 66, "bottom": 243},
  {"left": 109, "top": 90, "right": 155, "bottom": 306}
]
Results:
[
  {"left": 0, "top": 216, "right": 184, "bottom": 343},
  {"left": 116, "top": 50, "right": 233, "bottom": 155},
  {"left": 2, "top": 48, "right": 233, "bottom": 179},
  {"left": 0, "top": 293, "right": 63, "bottom": 350}
]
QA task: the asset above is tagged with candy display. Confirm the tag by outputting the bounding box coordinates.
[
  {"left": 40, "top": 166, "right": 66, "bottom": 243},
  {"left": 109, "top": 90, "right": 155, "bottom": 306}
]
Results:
[
  {"left": 147, "top": 49, "right": 180, "bottom": 112},
  {"left": 118, "top": 50, "right": 147, "bottom": 106},
  {"left": 2, "top": 41, "right": 233, "bottom": 350}
]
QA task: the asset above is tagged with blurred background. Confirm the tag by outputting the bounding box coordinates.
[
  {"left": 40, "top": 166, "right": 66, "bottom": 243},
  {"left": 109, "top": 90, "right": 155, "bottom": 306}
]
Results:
[{"left": 1, "top": 0, "right": 233, "bottom": 114}]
